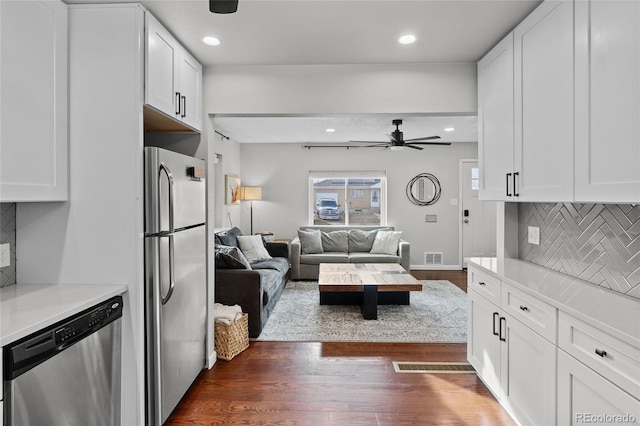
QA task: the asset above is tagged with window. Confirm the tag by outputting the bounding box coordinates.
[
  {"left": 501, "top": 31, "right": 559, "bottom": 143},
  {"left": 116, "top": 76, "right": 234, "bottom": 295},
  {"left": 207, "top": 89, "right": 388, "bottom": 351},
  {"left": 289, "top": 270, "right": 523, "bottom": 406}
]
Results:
[
  {"left": 309, "top": 171, "right": 386, "bottom": 226},
  {"left": 471, "top": 167, "right": 480, "bottom": 191}
]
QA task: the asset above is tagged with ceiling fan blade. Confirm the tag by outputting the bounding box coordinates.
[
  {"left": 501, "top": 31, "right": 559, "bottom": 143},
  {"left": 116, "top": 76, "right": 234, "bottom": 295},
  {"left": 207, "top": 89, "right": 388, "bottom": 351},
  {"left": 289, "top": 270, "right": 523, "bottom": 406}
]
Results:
[
  {"left": 404, "top": 135, "right": 441, "bottom": 142},
  {"left": 405, "top": 144, "right": 424, "bottom": 150},
  {"left": 405, "top": 141, "right": 452, "bottom": 145}
]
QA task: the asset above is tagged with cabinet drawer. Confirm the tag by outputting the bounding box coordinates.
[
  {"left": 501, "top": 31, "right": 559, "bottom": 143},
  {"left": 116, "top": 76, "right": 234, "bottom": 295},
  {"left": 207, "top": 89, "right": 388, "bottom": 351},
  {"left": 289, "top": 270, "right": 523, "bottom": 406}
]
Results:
[
  {"left": 501, "top": 282, "right": 557, "bottom": 343},
  {"left": 559, "top": 311, "right": 640, "bottom": 400},
  {"left": 468, "top": 267, "right": 501, "bottom": 305}
]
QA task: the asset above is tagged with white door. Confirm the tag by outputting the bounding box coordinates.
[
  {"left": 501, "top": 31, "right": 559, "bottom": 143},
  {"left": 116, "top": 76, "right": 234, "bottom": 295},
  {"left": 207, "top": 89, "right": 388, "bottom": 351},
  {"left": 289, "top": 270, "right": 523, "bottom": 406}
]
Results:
[{"left": 461, "top": 161, "right": 496, "bottom": 266}]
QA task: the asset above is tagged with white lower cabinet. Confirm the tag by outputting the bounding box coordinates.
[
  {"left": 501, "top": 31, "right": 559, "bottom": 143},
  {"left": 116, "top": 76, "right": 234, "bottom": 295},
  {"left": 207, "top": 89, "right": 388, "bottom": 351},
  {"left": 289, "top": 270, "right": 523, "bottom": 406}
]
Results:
[
  {"left": 501, "top": 313, "right": 556, "bottom": 426},
  {"left": 557, "top": 350, "right": 640, "bottom": 426},
  {"left": 468, "top": 266, "right": 558, "bottom": 425}
]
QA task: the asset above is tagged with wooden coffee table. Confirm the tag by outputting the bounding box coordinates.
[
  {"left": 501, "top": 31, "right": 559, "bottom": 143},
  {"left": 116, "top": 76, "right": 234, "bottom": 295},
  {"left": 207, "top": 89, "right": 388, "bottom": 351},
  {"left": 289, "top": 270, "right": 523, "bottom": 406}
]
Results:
[{"left": 318, "top": 263, "right": 422, "bottom": 320}]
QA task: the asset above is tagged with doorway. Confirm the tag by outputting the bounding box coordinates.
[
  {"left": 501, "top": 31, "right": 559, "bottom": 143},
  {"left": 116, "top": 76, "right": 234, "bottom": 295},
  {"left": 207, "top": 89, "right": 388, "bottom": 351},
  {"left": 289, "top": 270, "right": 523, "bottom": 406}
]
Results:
[{"left": 459, "top": 160, "right": 497, "bottom": 267}]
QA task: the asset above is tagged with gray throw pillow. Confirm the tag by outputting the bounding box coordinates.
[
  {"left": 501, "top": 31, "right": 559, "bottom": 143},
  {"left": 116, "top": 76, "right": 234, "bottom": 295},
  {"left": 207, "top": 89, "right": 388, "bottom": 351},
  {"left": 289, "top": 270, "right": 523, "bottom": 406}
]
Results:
[
  {"left": 348, "top": 229, "right": 379, "bottom": 252},
  {"left": 215, "top": 227, "right": 243, "bottom": 248},
  {"left": 215, "top": 244, "right": 252, "bottom": 269},
  {"left": 298, "top": 229, "right": 323, "bottom": 254},
  {"left": 321, "top": 230, "right": 349, "bottom": 252}
]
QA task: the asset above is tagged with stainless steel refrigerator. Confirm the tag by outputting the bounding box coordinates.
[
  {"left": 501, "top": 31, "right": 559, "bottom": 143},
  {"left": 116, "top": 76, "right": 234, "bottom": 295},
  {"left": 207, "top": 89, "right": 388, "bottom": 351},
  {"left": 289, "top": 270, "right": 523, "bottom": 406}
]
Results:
[{"left": 144, "top": 147, "right": 206, "bottom": 426}]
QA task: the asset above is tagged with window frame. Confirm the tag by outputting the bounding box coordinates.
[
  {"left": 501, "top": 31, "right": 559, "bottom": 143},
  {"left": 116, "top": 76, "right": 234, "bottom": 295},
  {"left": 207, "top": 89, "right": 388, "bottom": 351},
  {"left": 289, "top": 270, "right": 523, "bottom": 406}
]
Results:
[{"left": 308, "top": 170, "right": 387, "bottom": 226}]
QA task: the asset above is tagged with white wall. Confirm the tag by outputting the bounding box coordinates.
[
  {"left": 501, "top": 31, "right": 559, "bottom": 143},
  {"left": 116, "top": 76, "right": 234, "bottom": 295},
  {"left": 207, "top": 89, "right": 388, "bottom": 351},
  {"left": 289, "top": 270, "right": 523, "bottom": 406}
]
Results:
[
  {"left": 205, "top": 63, "right": 477, "bottom": 115},
  {"left": 204, "top": 62, "right": 478, "bottom": 268},
  {"left": 238, "top": 142, "right": 477, "bottom": 268}
]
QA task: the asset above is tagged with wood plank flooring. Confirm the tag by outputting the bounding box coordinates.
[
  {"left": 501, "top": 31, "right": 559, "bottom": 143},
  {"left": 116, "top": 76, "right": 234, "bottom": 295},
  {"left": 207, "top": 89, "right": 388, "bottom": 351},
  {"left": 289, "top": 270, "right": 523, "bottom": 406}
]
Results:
[{"left": 167, "top": 269, "right": 515, "bottom": 425}]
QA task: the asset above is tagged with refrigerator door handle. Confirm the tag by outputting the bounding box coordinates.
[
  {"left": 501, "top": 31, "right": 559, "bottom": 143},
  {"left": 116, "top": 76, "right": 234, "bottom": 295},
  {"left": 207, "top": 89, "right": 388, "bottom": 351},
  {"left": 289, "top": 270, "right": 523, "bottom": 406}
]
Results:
[
  {"left": 158, "top": 162, "right": 175, "bottom": 233},
  {"left": 161, "top": 234, "right": 176, "bottom": 305}
]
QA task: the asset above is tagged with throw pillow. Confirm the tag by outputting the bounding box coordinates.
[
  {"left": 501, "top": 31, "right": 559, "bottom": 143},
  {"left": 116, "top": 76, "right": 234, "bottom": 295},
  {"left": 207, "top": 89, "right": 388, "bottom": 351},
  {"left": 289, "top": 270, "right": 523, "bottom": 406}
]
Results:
[
  {"left": 370, "top": 230, "right": 403, "bottom": 255},
  {"left": 214, "top": 244, "right": 252, "bottom": 269},
  {"left": 298, "top": 229, "right": 323, "bottom": 254},
  {"left": 348, "top": 229, "right": 379, "bottom": 252},
  {"left": 237, "top": 235, "right": 273, "bottom": 263},
  {"left": 321, "top": 230, "right": 349, "bottom": 252},
  {"left": 215, "top": 227, "right": 243, "bottom": 248}
]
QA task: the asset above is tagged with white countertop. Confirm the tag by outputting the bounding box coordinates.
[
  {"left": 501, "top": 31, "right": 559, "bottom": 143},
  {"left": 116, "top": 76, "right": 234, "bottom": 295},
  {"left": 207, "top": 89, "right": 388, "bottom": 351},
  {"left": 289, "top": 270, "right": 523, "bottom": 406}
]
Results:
[
  {"left": 467, "top": 257, "right": 640, "bottom": 346},
  {"left": 0, "top": 283, "right": 128, "bottom": 346}
]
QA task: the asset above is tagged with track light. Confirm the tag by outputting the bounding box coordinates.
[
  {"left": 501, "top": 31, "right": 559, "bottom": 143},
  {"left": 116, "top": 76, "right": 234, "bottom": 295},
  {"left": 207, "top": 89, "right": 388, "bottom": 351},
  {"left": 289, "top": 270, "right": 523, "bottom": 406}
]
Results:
[{"left": 210, "top": 0, "right": 238, "bottom": 14}]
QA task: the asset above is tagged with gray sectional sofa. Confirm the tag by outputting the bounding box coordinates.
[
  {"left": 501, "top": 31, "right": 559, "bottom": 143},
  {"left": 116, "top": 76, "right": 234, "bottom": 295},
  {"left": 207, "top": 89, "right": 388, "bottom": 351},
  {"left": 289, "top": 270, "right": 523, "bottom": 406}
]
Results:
[
  {"left": 214, "top": 227, "right": 290, "bottom": 338},
  {"left": 290, "top": 226, "right": 410, "bottom": 280}
]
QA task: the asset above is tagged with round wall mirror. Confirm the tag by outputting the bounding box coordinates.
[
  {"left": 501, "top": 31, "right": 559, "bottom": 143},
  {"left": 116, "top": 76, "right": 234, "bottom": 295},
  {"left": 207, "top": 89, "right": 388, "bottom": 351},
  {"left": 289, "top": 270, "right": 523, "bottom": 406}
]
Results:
[{"left": 406, "top": 173, "right": 441, "bottom": 206}]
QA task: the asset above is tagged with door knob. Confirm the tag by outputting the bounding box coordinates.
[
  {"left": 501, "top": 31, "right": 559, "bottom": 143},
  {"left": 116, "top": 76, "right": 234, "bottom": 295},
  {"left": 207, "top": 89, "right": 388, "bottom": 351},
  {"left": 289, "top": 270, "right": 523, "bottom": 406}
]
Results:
[{"left": 464, "top": 219, "right": 469, "bottom": 223}]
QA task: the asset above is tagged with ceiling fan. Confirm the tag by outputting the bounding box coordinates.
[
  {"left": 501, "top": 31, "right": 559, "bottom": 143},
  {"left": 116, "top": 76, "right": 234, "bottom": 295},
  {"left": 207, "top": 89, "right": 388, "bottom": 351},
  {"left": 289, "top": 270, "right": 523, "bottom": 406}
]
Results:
[{"left": 348, "top": 119, "right": 450, "bottom": 150}]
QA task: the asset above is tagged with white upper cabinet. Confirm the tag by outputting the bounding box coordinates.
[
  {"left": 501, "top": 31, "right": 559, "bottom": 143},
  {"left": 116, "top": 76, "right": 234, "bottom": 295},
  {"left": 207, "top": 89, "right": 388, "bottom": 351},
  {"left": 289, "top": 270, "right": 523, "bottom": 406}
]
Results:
[
  {"left": 145, "top": 14, "right": 202, "bottom": 131},
  {"left": 478, "top": 33, "right": 515, "bottom": 201},
  {"left": 574, "top": 0, "right": 640, "bottom": 203},
  {"left": 0, "top": 0, "right": 68, "bottom": 202},
  {"left": 514, "top": 0, "right": 574, "bottom": 202}
]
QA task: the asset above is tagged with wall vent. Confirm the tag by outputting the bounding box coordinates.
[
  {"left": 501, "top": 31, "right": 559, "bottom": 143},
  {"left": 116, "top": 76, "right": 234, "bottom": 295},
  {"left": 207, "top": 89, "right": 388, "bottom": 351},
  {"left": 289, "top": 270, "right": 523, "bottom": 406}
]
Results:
[{"left": 424, "top": 252, "right": 443, "bottom": 265}]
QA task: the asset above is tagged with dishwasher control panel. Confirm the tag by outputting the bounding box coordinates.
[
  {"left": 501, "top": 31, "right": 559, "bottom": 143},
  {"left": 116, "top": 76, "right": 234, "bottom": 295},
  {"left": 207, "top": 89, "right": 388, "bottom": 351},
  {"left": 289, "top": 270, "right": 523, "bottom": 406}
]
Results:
[
  {"left": 54, "top": 297, "right": 122, "bottom": 344},
  {"left": 4, "top": 295, "right": 124, "bottom": 380}
]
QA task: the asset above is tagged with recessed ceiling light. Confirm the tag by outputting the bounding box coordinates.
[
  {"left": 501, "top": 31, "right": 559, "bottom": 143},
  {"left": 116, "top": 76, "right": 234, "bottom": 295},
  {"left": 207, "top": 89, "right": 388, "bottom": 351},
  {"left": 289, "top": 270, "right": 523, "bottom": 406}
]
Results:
[
  {"left": 202, "top": 36, "right": 220, "bottom": 46},
  {"left": 444, "top": 127, "right": 455, "bottom": 132},
  {"left": 326, "top": 128, "right": 336, "bottom": 133},
  {"left": 398, "top": 34, "right": 416, "bottom": 45}
]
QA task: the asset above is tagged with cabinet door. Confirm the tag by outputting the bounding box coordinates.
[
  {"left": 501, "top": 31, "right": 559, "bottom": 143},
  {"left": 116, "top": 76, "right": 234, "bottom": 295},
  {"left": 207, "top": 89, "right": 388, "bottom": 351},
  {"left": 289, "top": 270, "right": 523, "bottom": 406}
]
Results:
[
  {"left": 178, "top": 49, "right": 202, "bottom": 131},
  {"left": 557, "top": 350, "right": 640, "bottom": 426},
  {"left": 478, "top": 33, "right": 514, "bottom": 201},
  {"left": 467, "top": 290, "right": 501, "bottom": 398},
  {"left": 500, "top": 315, "right": 557, "bottom": 426},
  {"left": 0, "top": 0, "right": 68, "bottom": 202},
  {"left": 514, "top": 1, "right": 574, "bottom": 202},
  {"left": 145, "top": 13, "right": 179, "bottom": 119},
  {"left": 575, "top": 1, "right": 640, "bottom": 203}
]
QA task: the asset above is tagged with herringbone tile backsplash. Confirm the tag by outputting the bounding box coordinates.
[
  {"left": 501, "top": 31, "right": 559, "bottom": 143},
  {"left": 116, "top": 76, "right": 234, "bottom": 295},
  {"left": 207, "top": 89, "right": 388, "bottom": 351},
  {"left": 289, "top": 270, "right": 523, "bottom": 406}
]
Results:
[
  {"left": 1, "top": 203, "right": 17, "bottom": 287},
  {"left": 519, "top": 203, "right": 640, "bottom": 299}
]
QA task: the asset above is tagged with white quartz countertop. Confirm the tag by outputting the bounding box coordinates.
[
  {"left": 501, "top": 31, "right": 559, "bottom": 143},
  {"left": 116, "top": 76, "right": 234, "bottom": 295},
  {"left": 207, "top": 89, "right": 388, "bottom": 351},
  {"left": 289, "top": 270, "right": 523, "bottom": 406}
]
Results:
[
  {"left": 0, "top": 283, "right": 128, "bottom": 346},
  {"left": 466, "top": 257, "right": 640, "bottom": 345}
]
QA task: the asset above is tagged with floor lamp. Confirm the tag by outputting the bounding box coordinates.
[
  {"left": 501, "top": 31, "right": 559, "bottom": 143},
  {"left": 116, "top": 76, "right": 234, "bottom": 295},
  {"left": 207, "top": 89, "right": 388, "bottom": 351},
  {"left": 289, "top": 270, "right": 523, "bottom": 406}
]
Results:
[{"left": 239, "top": 186, "right": 262, "bottom": 235}]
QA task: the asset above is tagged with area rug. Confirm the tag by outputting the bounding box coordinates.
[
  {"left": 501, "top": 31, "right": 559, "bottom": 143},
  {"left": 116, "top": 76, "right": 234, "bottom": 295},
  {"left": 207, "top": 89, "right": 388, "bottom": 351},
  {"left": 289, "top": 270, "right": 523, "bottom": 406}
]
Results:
[{"left": 255, "top": 280, "right": 467, "bottom": 343}]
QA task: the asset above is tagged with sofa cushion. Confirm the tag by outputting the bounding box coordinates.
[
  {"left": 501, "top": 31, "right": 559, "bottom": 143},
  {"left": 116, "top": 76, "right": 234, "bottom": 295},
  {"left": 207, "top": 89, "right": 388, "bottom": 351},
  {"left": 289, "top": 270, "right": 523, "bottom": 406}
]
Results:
[
  {"left": 370, "top": 230, "right": 403, "bottom": 254},
  {"left": 256, "top": 268, "right": 282, "bottom": 306},
  {"left": 348, "top": 229, "right": 379, "bottom": 252},
  {"left": 238, "top": 235, "right": 272, "bottom": 263},
  {"left": 215, "top": 227, "right": 243, "bottom": 248},
  {"left": 321, "top": 230, "right": 349, "bottom": 252},
  {"left": 250, "top": 257, "right": 289, "bottom": 275},
  {"left": 349, "top": 252, "right": 401, "bottom": 264},
  {"left": 215, "top": 244, "right": 252, "bottom": 269},
  {"left": 300, "top": 253, "right": 349, "bottom": 264},
  {"left": 298, "top": 229, "right": 323, "bottom": 254}
]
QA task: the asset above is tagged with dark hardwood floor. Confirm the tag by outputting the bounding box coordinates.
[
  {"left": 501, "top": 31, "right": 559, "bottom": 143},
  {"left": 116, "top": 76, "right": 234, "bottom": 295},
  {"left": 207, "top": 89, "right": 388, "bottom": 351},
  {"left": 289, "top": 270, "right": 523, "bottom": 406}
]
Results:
[{"left": 167, "top": 269, "right": 515, "bottom": 425}]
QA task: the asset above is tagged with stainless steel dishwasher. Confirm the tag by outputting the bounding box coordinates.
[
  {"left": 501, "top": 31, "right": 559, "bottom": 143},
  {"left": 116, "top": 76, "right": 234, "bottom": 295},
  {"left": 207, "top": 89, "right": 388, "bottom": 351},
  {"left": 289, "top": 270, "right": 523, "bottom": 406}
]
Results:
[{"left": 3, "top": 295, "right": 123, "bottom": 426}]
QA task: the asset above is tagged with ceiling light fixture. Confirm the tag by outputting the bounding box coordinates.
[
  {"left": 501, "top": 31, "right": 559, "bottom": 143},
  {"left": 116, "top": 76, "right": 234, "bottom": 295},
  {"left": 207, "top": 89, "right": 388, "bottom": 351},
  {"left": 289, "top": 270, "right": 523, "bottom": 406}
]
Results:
[
  {"left": 326, "top": 128, "right": 336, "bottom": 133},
  {"left": 209, "top": 0, "right": 238, "bottom": 14},
  {"left": 444, "top": 127, "right": 455, "bottom": 132},
  {"left": 202, "top": 36, "right": 220, "bottom": 46},
  {"left": 398, "top": 34, "right": 417, "bottom": 45}
]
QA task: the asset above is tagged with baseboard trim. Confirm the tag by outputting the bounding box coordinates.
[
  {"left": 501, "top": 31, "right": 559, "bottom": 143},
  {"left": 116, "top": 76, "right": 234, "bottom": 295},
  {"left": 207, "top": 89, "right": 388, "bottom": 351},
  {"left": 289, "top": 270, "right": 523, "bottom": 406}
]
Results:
[
  {"left": 411, "top": 264, "right": 462, "bottom": 271},
  {"left": 207, "top": 351, "right": 217, "bottom": 369}
]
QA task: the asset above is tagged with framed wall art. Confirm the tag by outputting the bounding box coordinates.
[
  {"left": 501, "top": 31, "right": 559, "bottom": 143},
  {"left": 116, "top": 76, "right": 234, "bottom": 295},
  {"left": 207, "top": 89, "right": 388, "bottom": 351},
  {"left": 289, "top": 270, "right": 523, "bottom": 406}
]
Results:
[{"left": 225, "top": 175, "right": 241, "bottom": 205}]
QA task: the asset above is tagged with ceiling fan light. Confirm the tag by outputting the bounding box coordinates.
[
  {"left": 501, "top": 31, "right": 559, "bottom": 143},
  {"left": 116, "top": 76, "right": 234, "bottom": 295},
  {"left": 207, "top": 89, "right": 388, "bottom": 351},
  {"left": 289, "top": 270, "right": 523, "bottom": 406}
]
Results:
[{"left": 390, "top": 146, "right": 403, "bottom": 151}]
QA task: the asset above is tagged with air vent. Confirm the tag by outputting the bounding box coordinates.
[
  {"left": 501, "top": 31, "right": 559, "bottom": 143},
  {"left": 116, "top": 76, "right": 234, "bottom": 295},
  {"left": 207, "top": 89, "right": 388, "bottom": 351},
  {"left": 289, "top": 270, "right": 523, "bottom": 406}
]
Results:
[
  {"left": 424, "top": 252, "right": 443, "bottom": 265},
  {"left": 393, "top": 362, "right": 475, "bottom": 374}
]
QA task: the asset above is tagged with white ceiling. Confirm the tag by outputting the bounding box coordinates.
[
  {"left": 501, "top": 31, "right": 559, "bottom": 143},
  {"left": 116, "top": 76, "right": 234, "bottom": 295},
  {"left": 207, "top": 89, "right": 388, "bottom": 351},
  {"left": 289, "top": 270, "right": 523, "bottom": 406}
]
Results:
[{"left": 64, "top": 0, "right": 541, "bottom": 143}]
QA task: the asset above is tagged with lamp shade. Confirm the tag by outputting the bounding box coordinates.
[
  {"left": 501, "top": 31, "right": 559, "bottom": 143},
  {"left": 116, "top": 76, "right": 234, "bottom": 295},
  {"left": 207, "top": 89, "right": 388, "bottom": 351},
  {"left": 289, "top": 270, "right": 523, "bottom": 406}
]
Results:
[{"left": 239, "top": 186, "right": 262, "bottom": 201}]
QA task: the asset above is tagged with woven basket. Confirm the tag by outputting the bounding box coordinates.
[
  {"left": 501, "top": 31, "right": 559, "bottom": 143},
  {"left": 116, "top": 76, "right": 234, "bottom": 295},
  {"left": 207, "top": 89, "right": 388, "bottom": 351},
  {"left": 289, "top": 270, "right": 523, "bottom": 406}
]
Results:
[{"left": 214, "top": 313, "right": 249, "bottom": 361}]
